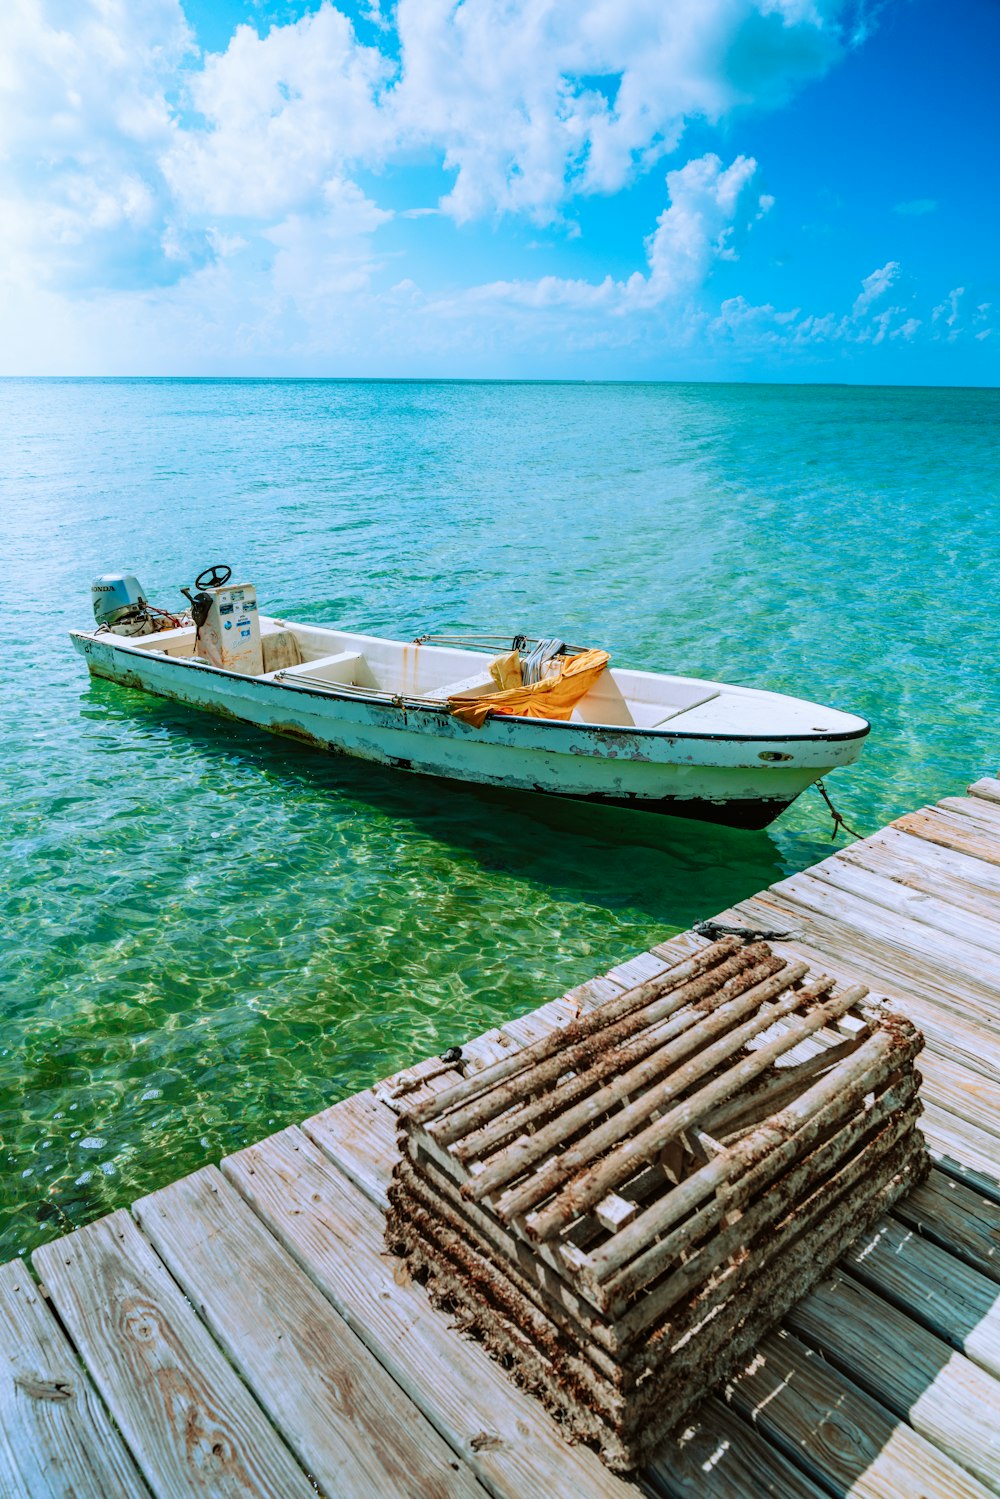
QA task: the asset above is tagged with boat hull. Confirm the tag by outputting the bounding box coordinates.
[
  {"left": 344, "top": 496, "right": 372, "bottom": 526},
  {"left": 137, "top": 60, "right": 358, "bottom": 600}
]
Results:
[{"left": 71, "top": 632, "right": 865, "bottom": 830}]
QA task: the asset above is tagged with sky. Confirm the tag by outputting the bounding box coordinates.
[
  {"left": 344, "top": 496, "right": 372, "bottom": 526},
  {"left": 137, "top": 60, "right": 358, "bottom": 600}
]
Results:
[{"left": 0, "top": 0, "right": 996, "bottom": 381}]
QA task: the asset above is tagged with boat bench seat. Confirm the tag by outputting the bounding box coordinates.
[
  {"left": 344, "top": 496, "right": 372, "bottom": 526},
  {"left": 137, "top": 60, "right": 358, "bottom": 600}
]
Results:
[
  {"left": 433, "top": 670, "right": 496, "bottom": 699},
  {"left": 281, "top": 651, "right": 373, "bottom": 687}
]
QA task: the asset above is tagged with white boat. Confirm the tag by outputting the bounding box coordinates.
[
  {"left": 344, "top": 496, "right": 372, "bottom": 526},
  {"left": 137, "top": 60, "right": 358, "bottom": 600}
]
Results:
[{"left": 71, "top": 569, "right": 869, "bottom": 830}]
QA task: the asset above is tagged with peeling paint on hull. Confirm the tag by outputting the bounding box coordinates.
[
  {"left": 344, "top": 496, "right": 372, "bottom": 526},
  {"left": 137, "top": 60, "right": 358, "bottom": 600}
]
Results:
[{"left": 72, "top": 632, "right": 866, "bottom": 830}]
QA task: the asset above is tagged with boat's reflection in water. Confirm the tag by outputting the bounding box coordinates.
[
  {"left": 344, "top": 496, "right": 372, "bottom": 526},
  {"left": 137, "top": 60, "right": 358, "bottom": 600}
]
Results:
[{"left": 82, "top": 678, "right": 789, "bottom": 930}]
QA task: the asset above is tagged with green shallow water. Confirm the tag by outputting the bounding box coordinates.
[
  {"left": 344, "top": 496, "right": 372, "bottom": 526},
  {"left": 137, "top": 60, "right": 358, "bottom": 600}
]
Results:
[{"left": 0, "top": 378, "right": 997, "bottom": 1258}]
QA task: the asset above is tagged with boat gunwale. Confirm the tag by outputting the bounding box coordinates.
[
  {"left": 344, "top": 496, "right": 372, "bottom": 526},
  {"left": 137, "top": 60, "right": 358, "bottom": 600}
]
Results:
[{"left": 70, "top": 629, "right": 872, "bottom": 747}]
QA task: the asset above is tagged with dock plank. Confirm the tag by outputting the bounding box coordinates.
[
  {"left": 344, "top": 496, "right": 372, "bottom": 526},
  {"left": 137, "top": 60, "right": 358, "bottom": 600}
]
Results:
[
  {"left": 786, "top": 1271, "right": 1000, "bottom": 1493},
  {"left": 727, "top": 1327, "right": 993, "bottom": 1499},
  {"left": 919, "top": 1100, "right": 1000, "bottom": 1204},
  {"left": 644, "top": 1399, "right": 827, "bottom": 1499},
  {"left": 841, "top": 834, "right": 1000, "bottom": 925},
  {"left": 843, "top": 1216, "right": 1000, "bottom": 1381},
  {"left": 222, "top": 1127, "right": 639, "bottom": 1499},
  {"left": 33, "top": 1211, "right": 314, "bottom": 1499},
  {"left": 848, "top": 822, "right": 1000, "bottom": 896},
  {"left": 895, "top": 807, "right": 1000, "bottom": 868},
  {"left": 134, "top": 1165, "right": 483, "bottom": 1499},
  {"left": 804, "top": 856, "right": 1000, "bottom": 958},
  {"left": 0, "top": 1259, "right": 145, "bottom": 1499},
  {"left": 894, "top": 1170, "right": 1000, "bottom": 1285},
  {"left": 721, "top": 893, "right": 1000, "bottom": 1075},
  {"left": 769, "top": 871, "right": 1000, "bottom": 1022},
  {"left": 969, "top": 777, "right": 1000, "bottom": 808}
]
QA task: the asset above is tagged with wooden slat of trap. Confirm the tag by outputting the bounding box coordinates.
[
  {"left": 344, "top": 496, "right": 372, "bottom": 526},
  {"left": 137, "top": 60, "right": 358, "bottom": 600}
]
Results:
[
  {"left": 786, "top": 1271, "right": 1000, "bottom": 1493},
  {"left": 842, "top": 1215, "right": 1000, "bottom": 1382},
  {"left": 221, "top": 1127, "right": 637, "bottom": 1499},
  {"left": 33, "top": 1211, "right": 314, "bottom": 1499},
  {"left": 133, "top": 1165, "right": 483, "bottom": 1499},
  {"left": 0, "top": 1259, "right": 146, "bottom": 1499},
  {"left": 728, "top": 1328, "right": 993, "bottom": 1499},
  {"left": 894, "top": 1171, "right": 1000, "bottom": 1285}
]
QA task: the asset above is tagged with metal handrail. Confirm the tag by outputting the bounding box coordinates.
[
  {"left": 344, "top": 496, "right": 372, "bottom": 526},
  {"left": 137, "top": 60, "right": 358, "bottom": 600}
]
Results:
[{"left": 412, "top": 631, "right": 591, "bottom": 655}]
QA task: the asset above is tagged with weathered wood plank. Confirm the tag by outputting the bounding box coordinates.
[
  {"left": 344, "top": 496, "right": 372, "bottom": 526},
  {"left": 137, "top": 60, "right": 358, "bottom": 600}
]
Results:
[
  {"left": 721, "top": 892, "right": 1000, "bottom": 1067},
  {"left": 0, "top": 1259, "right": 146, "bottom": 1499},
  {"left": 134, "top": 1165, "right": 483, "bottom": 1499},
  {"left": 33, "top": 1211, "right": 314, "bottom": 1499},
  {"left": 841, "top": 833, "right": 1000, "bottom": 925},
  {"left": 769, "top": 872, "right": 1000, "bottom": 1021},
  {"left": 919, "top": 1053, "right": 1000, "bottom": 1144},
  {"left": 846, "top": 823, "right": 1000, "bottom": 896},
  {"left": 222, "top": 1127, "right": 637, "bottom": 1499},
  {"left": 895, "top": 807, "right": 1000, "bottom": 869},
  {"left": 894, "top": 1170, "right": 1000, "bottom": 1285},
  {"left": 786, "top": 1271, "right": 1000, "bottom": 1492},
  {"left": 804, "top": 857, "right": 1000, "bottom": 958},
  {"left": 644, "top": 1398, "right": 827, "bottom": 1499},
  {"left": 937, "top": 795, "right": 1000, "bottom": 832},
  {"left": 727, "top": 1327, "right": 993, "bottom": 1499},
  {"left": 969, "top": 777, "right": 1000, "bottom": 808},
  {"left": 844, "top": 1216, "right": 1000, "bottom": 1381},
  {"left": 306, "top": 1087, "right": 399, "bottom": 1207},
  {"left": 920, "top": 1100, "right": 1000, "bottom": 1204}
]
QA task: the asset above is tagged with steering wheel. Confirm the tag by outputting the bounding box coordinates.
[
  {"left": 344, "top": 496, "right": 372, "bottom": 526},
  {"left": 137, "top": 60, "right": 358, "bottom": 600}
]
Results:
[{"left": 195, "top": 563, "right": 232, "bottom": 589}]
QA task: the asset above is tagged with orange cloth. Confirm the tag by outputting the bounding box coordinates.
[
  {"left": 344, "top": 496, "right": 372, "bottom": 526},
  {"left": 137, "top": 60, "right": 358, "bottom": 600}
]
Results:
[{"left": 448, "top": 649, "right": 610, "bottom": 728}]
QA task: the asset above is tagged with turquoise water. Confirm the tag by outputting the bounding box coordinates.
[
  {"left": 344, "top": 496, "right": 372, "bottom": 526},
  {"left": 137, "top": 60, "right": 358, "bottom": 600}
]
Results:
[{"left": 0, "top": 378, "right": 997, "bottom": 1259}]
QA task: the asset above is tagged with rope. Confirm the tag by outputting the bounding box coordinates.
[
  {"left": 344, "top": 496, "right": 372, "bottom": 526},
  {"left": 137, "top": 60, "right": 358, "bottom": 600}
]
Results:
[
  {"left": 694, "top": 919, "right": 792, "bottom": 942},
  {"left": 814, "top": 778, "right": 864, "bottom": 841}
]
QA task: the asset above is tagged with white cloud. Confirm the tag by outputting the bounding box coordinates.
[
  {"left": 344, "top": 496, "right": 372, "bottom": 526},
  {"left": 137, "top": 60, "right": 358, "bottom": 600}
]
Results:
[
  {"left": 164, "top": 5, "right": 393, "bottom": 219},
  {"left": 0, "top": 1, "right": 990, "bottom": 375},
  {"left": 0, "top": 0, "right": 192, "bottom": 287},
  {"left": 449, "top": 154, "right": 765, "bottom": 315},
  {"left": 392, "top": 0, "right": 846, "bottom": 224},
  {"left": 852, "top": 260, "right": 899, "bottom": 317}
]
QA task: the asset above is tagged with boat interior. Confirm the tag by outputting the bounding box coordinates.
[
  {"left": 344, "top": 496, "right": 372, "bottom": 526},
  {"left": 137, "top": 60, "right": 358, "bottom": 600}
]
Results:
[{"left": 120, "top": 617, "right": 854, "bottom": 737}]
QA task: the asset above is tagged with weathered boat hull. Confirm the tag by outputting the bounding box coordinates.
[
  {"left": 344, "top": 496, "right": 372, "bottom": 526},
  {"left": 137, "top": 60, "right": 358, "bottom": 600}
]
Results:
[{"left": 71, "top": 631, "right": 866, "bottom": 830}]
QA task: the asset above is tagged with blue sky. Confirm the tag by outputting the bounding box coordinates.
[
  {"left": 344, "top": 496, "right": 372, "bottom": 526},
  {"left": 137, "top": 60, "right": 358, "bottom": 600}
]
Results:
[{"left": 0, "top": 0, "right": 995, "bottom": 381}]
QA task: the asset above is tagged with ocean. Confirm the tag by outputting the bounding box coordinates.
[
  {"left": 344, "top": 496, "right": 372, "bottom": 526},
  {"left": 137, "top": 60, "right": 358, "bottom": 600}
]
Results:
[{"left": 0, "top": 377, "right": 997, "bottom": 1258}]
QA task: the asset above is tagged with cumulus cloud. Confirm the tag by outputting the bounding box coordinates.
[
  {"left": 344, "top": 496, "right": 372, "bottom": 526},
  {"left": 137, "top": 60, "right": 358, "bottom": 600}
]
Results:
[
  {"left": 0, "top": 0, "right": 989, "bottom": 374},
  {"left": 0, "top": 0, "right": 193, "bottom": 287},
  {"left": 390, "top": 0, "right": 846, "bottom": 224},
  {"left": 852, "top": 260, "right": 899, "bottom": 317},
  {"left": 452, "top": 154, "right": 765, "bottom": 315},
  {"left": 163, "top": 6, "right": 393, "bottom": 218}
]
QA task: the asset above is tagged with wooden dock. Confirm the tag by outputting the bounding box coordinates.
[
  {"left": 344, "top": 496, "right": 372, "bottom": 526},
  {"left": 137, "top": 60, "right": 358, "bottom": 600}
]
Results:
[{"left": 3, "top": 778, "right": 1000, "bottom": 1498}]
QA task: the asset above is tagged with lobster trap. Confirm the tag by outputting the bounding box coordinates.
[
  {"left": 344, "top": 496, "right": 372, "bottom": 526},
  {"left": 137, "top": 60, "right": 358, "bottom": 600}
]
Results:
[{"left": 387, "top": 937, "right": 927, "bottom": 1471}]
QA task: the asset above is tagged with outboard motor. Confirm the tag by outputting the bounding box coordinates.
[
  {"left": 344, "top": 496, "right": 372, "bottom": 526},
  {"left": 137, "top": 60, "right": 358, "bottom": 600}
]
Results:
[{"left": 91, "top": 573, "right": 155, "bottom": 636}]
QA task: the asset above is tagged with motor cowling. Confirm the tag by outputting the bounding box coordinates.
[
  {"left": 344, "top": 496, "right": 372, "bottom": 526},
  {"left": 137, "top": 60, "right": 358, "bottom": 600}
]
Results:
[{"left": 91, "top": 573, "right": 153, "bottom": 635}]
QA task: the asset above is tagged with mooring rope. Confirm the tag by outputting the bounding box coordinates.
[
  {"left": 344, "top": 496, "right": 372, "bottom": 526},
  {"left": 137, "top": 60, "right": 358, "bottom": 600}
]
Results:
[
  {"left": 814, "top": 778, "right": 864, "bottom": 841},
  {"left": 693, "top": 920, "right": 793, "bottom": 942}
]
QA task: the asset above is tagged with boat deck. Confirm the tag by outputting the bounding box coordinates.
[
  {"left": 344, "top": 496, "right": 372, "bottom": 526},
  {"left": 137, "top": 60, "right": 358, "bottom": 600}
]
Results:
[{"left": 3, "top": 779, "right": 1000, "bottom": 1497}]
